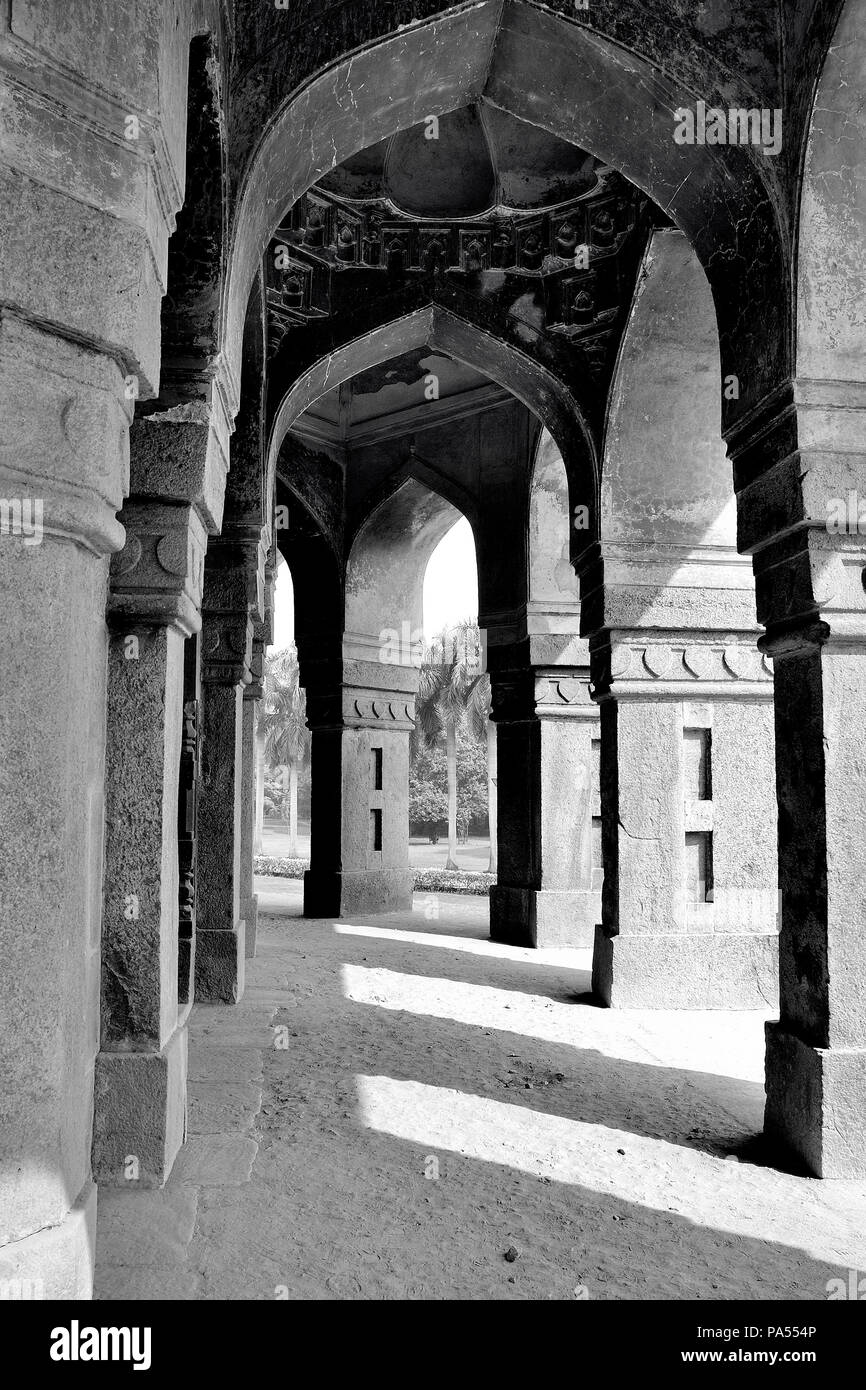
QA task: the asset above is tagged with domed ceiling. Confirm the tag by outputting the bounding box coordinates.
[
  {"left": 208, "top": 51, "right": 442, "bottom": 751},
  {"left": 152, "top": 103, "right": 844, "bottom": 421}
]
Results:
[
  {"left": 317, "top": 104, "right": 602, "bottom": 218},
  {"left": 265, "top": 103, "right": 654, "bottom": 403}
]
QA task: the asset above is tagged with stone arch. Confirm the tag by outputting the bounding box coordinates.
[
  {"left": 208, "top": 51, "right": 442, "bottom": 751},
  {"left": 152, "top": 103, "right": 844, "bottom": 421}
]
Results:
[
  {"left": 528, "top": 428, "right": 580, "bottom": 631},
  {"left": 600, "top": 228, "right": 741, "bottom": 564},
  {"left": 795, "top": 0, "right": 866, "bottom": 386},
  {"left": 222, "top": 269, "right": 267, "bottom": 530},
  {"left": 267, "top": 304, "right": 596, "bottom": 554},
  {"left": 587, "top": 225, "right": 778, "bottom": 1020},
  {"left": 345, "top": 478, "right": 467, "bottom": 666},
  {"left": 274, "top": 477, "right": 343, "bottom": 654},
  {"left": 225, "top": 1, "right": 788, "bottom": 428}
]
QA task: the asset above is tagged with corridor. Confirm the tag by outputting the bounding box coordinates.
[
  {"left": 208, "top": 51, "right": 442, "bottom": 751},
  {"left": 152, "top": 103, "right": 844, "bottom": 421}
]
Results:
[{"left": 94, "top": 884, "right": 866, "bottom": 1302}]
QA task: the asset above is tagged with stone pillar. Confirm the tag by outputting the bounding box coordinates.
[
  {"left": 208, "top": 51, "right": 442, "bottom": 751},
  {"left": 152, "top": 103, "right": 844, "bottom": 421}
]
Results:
[
  {"left": 303, "top": 654, "right": 417, "bottom": 917},
  {"left": 91, "top": 501, "right": 206, "bottom": 1187},
  {"left": 0, "top": 314, "right": 130, "bottom": 1296},
  {"left": 196, "top": 541, "right": 258, "bottom": 1001},
  {"left": 535, "top": 670, "right": 601, "bottom": 946},
  {"left": 240, "top": 638, "right": 265, "bottom": 959},
  {"left": 588, "top": 629, "right": 778, "bottom": 1009},
  {"left": 729, "top": 381, "right": 866, "bottom": 1176},
  {"left": 177, "top": 633, "right": 201, "bottom": 1012},
  {"left": 0, "top": 0, "right": 220, "bottom": 1296},
  {"left": 254, "top": 728, "right": 266, "bottom": 855},
  {"left": 489, "top": 652, "right": 600, "bottom": 948}
]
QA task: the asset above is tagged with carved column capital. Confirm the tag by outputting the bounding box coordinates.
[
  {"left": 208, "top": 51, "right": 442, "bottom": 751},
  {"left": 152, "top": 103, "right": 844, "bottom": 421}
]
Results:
[
  {"left": 200, "top": 609, "right": 253, "bottom": 686},
  {"left": 534, "top": 668, "right": 596, "bottom": 720},
  {"left": 301, "top": 655, "right": 419, "bottom": 733},
  {"left": 590, "top": 631, "right": 773, "bottom": 702},
  {"left": 109, "top": 500, "right": 208, "bottom": 635}
]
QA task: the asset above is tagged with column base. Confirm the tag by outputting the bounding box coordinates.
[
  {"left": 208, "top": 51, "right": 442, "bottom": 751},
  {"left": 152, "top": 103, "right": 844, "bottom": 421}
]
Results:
[
  {"left": 765, "top": 1023, "right": 866, "bottom": 1177},
  {"left": 592, "top": 924, "right": 779, "bottom": 1009},
  {"left": 303, "top": 868, "right": 413, "bottom": 917},
  {"left": 195, "top": 924, "right": 246, "bottom": 1002},
  {"left": 92, "top": 1026, "right": 188, "bottom": 1188},
  {"left": 490, "top": 885, "right": 601, "bottom": 948},
  {"left": 489, "top": 885, "right": 534, "bottom": 946},
  {"left": 244, "top": 896, "right": 258, "bottom": 959},
  {"left": 0, "top": 1180, "right": 96, "bottom": 1300}
]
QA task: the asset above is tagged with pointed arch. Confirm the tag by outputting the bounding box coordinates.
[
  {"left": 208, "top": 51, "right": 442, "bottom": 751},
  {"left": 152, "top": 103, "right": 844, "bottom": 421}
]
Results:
[
  {"left": 225, "top": 0, "right": 788, "bottom": 431},
  {"left": 267, "top": 303, "right": 597, "bottom": 551},
  {"left": 345, "top": 478, "right": 468, "bottom": 663}
]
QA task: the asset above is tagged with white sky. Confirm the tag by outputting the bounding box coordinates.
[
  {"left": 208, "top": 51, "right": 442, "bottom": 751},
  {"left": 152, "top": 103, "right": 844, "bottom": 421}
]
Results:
[{"left": 269, "top": 517, "right": 478, "bottom": 653}]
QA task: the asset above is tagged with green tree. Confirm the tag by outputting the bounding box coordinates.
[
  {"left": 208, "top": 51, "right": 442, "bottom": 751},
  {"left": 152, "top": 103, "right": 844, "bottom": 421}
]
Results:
[{"left": 259, "top": 645, "right": 310, "bottom": 856}]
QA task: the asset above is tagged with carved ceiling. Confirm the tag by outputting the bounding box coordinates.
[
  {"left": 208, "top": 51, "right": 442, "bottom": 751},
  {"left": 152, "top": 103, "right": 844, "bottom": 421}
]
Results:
[
  {"left": 264, "top": 105, "right": 655, "bottom": 394},
  {"left": 290, "top": 348, "right": 506, "bottom": 452}
]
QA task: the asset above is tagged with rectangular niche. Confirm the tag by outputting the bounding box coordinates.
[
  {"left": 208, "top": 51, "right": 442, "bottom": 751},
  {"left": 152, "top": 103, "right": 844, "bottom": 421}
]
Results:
[
  {"left": 591, "top": 735, "right": 603, "bottom": 890},
  {"left": 370, "top": 808, "right": 383, "bottom": 854},
  {"left": 684, "top": 831, "right": 713, "bottom": 903},
  {"left": 683, "top": 727, "right": 712, "bottom": 801}
]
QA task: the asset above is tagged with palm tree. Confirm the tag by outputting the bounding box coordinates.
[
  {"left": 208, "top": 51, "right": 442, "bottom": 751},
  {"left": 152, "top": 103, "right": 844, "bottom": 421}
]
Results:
[
  {"left": 260, "top": 645, "right": 309, "bottom": 857},
  {"left": 464, "top": 664, "right": 496, "bottom": 875},
  {"left": 415, "top": 622, "right": 488, "bottom": 869}
]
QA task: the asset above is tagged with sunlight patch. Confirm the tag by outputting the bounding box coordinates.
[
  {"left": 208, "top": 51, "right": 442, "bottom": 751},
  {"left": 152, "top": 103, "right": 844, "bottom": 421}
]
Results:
[
  {"left": 354, "top": 1075, "right": 866, "bottom": 1267},
  {"left": 335, "top": 920, "right": 589, "bottom": 969},
  {"left": 342, "top": 962, "right": 663, "bottom": 1060}
]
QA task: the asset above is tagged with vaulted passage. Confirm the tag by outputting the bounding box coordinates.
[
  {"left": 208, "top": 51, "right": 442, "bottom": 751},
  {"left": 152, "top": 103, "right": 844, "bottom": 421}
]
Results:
[{"left": 3, "top": 0, "right": 866, "bottom": 1308}]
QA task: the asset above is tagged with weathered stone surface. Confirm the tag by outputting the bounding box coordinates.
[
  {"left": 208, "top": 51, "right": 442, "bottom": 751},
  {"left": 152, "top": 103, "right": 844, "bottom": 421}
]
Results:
[
  {"left": 92, "top": 1027, "right": 188, "bottom": 1188},
  {"left": 195, "top": 927, "right": 246, "bottom": 1005},
  {"left": 0, "top": 1182, "right": 96, "bottom": 1301},
  {"left": 96, "top": 1184, "right": 199, "bottom": 1269},
  {"left": 765, "top": 1026, "right": 866, "bottom": 1179},
  {"left": 240, "top": 695, "right": 260, "bottom": 960},
  {"left": 592, "top": 927, "right": 779, "bottom": 1011},
  {"left": 188, "top": 1082, "right": 263, "bottom": 1134},
  {"left": 169, "top": 1135, "right": 258, "bottom": 1186},
  {"left": 187, "top": 1046, "right": 263, "bottom": 1085},
  {"left": 95, "top": 1266, "right": 200, "bottom": 1301}
]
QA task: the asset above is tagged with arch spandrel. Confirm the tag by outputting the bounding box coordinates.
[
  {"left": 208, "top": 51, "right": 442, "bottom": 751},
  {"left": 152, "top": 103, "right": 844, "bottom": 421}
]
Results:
[
  {"left": 602, "top": 229, "right": 738, "bottom": 557},
  {"left": 795, "top": 0, "right": 866, "bottom": 387}
]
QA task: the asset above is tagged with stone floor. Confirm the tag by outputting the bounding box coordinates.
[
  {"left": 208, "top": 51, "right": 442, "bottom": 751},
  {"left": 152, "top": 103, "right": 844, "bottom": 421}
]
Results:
[{"left": 94, "top": 881, "right": 866, "bottom": 1300}]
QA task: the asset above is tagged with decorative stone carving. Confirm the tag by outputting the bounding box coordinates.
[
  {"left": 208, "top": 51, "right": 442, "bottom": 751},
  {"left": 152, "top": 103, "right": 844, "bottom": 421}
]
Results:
[
  {"left": 347, "top": 694, "right": 415, "bottom": 729},
  {"left": 200, "top": 611, "right": 253, "bottom": 685},
  {"left": 683, "top": 645, "right": 712, "bottom": 678},
  {"left": 596, "top": 638, "right": 774, "bottom": 700},
  {"left": 534, "top": 670, "right": 597, "bottom": 722},
  {"left": 108, "top": 501, "right": 207, "bottom": 635},
  {"left": 723, "top": 644, "right": 758, "bottom": 679},
  {"left": 643, "top": 646, "right": 674, "bottom": 677}
]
